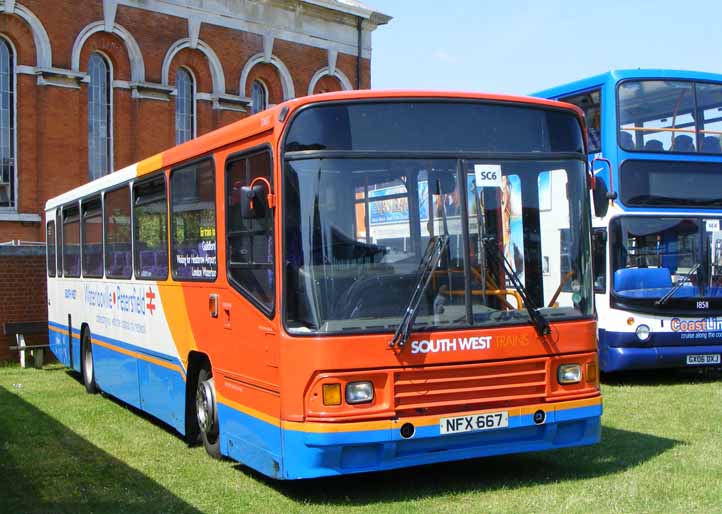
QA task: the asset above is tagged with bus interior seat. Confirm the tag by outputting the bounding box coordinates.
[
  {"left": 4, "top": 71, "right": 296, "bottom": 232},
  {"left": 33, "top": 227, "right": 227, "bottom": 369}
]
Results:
[
  {"left": 614, "top": 267, "right": 672, "bottom": 292},
  {"left": 620, "top": 131, "right": 635, "bottom": 150},
  {"left": 702, "top": 136, "right": 722, "bottom": 154},
  {"left": 644, "top": 139, "right": 664, "bottom": 151},
  {"left": 673, "top": 135, "right": 695, "bottom": 152}
]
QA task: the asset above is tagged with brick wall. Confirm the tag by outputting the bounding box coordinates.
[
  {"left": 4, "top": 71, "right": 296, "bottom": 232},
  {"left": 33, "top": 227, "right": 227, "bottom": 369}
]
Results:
[
  {"left": 0, "top": 0, "right": 386, "bottom": 243},
  {"left": 0, "top": 246, "right": 48, "bottom": 362}
]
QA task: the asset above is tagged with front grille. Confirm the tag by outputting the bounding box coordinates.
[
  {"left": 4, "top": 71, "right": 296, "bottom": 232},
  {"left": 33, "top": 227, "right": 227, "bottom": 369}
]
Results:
[{"left": 393, "top": 357, "right": 548, "bottom": 416}]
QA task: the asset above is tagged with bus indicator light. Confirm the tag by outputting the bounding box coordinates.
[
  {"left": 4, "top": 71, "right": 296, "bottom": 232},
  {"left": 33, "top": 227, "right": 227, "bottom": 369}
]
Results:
[{"left": 322, "top": 384, "right": 342, "bottom": 406}]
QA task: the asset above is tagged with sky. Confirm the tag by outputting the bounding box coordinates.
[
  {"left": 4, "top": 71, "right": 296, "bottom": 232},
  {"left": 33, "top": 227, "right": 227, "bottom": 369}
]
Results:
[{"left": 369, "top": 0, "right": 722, "bottom": 95}]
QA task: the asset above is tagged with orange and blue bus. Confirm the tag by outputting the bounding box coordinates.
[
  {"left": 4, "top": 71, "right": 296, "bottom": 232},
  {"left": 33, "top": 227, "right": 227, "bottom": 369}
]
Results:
[
  {"left": 45, "top": 90, "right": 601, "bottom": 479},
  {"left": 536, "top": 70, "right": 722, "bottom": 373}
]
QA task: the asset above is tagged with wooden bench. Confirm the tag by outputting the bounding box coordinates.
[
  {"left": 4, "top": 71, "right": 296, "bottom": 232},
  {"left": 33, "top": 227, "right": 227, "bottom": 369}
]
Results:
[{"left": 4, "top": 322, "right": 49, "bottom": 368}]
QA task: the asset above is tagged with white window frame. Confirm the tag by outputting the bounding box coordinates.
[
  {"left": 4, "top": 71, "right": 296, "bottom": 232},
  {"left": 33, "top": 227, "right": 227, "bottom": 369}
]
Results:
[
  {"left": 0, "top": 36, "right": 17, "bottom": 213},
  {"left": 251, "top": 79, "right": 268, "bottom": 114},
  {"left": 87, "top": 51, "right": 114, "bottom": 180},
  {"left": 174, "top": 66, "right": 196, "bottom": 144}
]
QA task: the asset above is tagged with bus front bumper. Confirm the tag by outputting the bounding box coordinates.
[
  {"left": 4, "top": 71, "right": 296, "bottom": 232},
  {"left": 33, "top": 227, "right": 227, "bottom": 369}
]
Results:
[
  {"left": 601, "top": 343, "right": 722, "bottom": 373},
  {"left": 279, "top": 396, "right": 602, "bottom": 479}
]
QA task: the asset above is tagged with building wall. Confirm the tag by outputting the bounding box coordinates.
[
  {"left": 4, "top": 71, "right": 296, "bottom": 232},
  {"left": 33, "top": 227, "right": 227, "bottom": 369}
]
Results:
[
  {"left": 0, "top": 0, "right": 389, "bottom": 242},
  {"left": 0, "top": 247, "right": 47, "bottom": 362}
]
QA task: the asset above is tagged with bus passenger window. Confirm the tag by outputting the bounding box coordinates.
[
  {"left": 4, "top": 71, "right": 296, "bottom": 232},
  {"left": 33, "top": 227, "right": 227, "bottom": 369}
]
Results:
[
  {"left": 171, "top": 159, "right": 216, "bottom": 281},
  {"left": 226, "top": 150, "right": 274, "bottom": 313},
  {"left": 133, "top": 175, "right": 168, "bottom": 280},
  {"left": 62, "top": 204, "right": 81, "bottom": 277},
  {"left": 560, "top": 89, "right": 602, "bottom": 153},
  {"left": 46, "top": 220, "right": 56, "bottom": 277},
  {"left": 82, "top": 196, "right": 103, "bottom": 277},
  {"left": 105, "top": 186, "right": 132, "bottom": 279}
]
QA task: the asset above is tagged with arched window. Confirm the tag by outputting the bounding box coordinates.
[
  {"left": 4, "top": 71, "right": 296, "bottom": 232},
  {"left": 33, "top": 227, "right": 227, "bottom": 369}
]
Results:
[
  {"left": 87, "top": 53, "right": 112, "bottom": 180},
  {"left": 251, "top": 80, "right": 267, "bottom": 114},
  {"left": 175, "top": 68, "right": 195, "bottom": 144},
  {"left": 0, "top": 39, "right": 14, "bottom": 209}
]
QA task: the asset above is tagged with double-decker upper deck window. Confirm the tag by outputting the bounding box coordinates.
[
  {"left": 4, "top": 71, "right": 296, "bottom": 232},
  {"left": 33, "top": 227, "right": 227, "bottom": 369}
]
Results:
[
  {"left": 88, "top": 53, "right": 112, "bottom": 180},
  {"left": 618, "top": 80, "right": 722, "bottom": 154},
  {"left": 226, "top": 150, "right": 274, "bottom": 312},
  {"left": 82, "top": 196, "right": 103, "bottom": 277},
  {"left": 62, "top": 204, "right": 81, "bottom": 277},
  {"left": 46, "top": 220, "right": 56, "bottom": 277},
  {"left": 0, "top": 39, "right": 15, "bottom": 209},
  {"left": 104, "top": 185, "right": 131, "bottom": 278},
  {"left": 134, "top": 175, "right": 168, "bottom": 280},
  {"left": 171, "top": 159, "right": 216, "bottom": 280},
  {"left": 175, "top": 68, "right": 195, "bottom": 144},
  {"left": 560, "top": 89, "right": 601, "bottom": 153}
]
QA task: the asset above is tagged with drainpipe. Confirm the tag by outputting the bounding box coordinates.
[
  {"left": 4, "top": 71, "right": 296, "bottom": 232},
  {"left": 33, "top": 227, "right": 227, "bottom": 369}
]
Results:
[{"left": 356, "top": 17, "right": 363, "bottom": 89}]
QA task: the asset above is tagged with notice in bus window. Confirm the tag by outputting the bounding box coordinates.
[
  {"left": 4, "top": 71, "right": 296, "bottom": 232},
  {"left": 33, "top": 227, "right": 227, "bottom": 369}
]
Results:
[{"left": 474, "top": 164, "right": 502, "bottom": 188}]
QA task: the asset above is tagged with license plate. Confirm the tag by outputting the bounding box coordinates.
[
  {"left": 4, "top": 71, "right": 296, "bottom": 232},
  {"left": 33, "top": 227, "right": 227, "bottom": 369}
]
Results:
[
  {"left": 439, "top": 411, "right": 509, "bottom": 435},
  {"left": 686, "top": 354, "right": 721, "bottom": 365}
]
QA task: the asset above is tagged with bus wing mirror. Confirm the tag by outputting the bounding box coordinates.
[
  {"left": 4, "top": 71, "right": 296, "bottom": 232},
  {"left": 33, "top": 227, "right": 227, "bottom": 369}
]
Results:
[
  {"left": 590, "top": 157, "right": 615, "bottom": 217},
  {"left": 591, "top": 177, "right": 610, "bottom": 218},
  {"left": 240, "top": 179, "right": 275, "bottom": 219}
]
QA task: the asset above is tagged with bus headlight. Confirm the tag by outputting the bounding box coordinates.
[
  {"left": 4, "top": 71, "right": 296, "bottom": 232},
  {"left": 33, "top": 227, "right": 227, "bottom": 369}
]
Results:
[
  {"left": 557, "top": 364, "right": 582, "bottom": 384},
  {"left": 635, "top": 324, "right": 651, "bottom": 342},
  {"left": 346, "top": 381, "right": 374, "bottom": 404}
]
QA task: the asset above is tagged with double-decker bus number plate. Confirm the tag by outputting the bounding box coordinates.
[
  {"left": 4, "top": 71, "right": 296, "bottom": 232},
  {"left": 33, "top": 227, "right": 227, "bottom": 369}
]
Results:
[
  {"left": 440, "top": 411, "right": 509, "bottom": 435},
  {"left": 686, "top": 354, "right": 721, "bottom": 365}
]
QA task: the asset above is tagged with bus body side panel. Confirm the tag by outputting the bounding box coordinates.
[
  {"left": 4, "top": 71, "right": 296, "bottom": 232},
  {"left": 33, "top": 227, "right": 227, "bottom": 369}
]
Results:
[{"left": 137, "top": 355, "right": 186, "bottom": 434}]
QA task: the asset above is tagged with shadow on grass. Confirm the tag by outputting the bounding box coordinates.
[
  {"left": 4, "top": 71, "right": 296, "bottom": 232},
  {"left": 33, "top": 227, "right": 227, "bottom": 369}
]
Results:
[
  {"left": 265, "top": 426, "right": 680, "bottom": 506},
  {"left": 603, "top": 366, "right": 722, "bottom": 386},
  {"left": 0, "top": 385, "right": 202, "bottom": 514}
]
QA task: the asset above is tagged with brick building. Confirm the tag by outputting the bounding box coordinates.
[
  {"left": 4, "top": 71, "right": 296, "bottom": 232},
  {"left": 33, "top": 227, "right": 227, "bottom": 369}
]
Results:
[{"left": 0, "top": 0, "right": 390, "bottom": 242}]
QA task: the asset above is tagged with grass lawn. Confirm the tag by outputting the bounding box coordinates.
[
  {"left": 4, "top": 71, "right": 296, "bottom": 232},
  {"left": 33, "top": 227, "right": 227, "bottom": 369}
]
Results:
[{"left": 1, "top": 362, "right": 721, "bottom": 514}]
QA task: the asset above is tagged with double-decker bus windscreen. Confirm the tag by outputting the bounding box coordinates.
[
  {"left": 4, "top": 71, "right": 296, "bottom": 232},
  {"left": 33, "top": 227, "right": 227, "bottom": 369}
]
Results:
[
  {"left": 618, "top": 80, "right": 722, "bottom": 153},
  {"left": 282, "top": 102, "right": 592, "bottom": 335},
  {"left": 610, "top": 216, "right": 722, "bottom": 310}
]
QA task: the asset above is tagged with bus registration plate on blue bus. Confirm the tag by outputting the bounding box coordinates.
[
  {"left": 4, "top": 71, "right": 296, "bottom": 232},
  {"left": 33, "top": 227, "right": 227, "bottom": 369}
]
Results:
[
  {"left": 439, "top": 411, "right": 509, "bottom": 435},
  {"left": 686, "top": 354, "right": 721, "bottom": 365}
]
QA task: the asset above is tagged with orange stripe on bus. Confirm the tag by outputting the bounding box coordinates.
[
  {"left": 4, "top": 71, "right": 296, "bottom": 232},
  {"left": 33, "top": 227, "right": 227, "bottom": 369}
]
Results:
[{"left": 136, "top": 153, "right": 164, "bottom": 177}]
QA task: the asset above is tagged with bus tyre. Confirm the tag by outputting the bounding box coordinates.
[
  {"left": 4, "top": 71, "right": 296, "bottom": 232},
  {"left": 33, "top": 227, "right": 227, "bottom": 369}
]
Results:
[
  {"left": 82, "top": 330, "right": 98, "bottom": 395},
  {"left": 196, "top": 367, "right": 221, "bottom": 459}
]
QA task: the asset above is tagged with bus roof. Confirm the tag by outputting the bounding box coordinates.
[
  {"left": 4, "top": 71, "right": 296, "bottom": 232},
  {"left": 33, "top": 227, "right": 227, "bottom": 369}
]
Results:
[
  {"left": 46, "top": 89, "right": 583, "bottom": 211},
  {"left": 533, "top": 68, "right": 722, "bottom": 100}
]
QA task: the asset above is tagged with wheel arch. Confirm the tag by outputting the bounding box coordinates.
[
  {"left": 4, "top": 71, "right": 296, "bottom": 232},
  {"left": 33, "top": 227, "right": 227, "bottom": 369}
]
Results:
[{"left": 185, "top": 350, "right": 213, "bottom": 442}]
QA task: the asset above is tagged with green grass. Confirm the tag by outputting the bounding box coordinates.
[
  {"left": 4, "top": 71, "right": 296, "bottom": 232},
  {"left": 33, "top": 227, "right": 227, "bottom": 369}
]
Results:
[{"left": 1, "top": 364, "right": 721, "bottom": 514}]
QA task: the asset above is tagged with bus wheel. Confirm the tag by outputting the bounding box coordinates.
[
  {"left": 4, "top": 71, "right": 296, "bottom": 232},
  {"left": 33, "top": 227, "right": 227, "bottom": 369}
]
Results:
[
  {"left": 81, "top": 329, "right": 98, "bottom": 394},
  {"left": 196, "top": 366, "right": 221, "bottom": 459}
]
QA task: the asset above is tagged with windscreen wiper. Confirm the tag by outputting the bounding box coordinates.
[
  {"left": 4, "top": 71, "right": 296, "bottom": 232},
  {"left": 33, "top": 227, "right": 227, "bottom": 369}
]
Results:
[
  {"left": 655, "top": 263, "right": 700, "bottom": 306},
  {"left": 482, "top": 236, "right": 550, "bottom": 336},
  {"left": 390, "top": 178, "right": 451, "bottom": 349},
  {"left": 389, "top": 234, "right": 449, "bottom": 349}
]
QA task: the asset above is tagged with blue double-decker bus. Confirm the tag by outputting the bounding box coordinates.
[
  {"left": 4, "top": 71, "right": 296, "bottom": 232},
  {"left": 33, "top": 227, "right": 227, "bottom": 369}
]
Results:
[{"left": 536, "top": 69, "right": 722, "bottom": 372}]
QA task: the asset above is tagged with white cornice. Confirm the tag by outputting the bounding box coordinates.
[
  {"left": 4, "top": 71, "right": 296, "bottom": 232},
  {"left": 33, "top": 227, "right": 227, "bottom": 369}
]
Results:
[{"left": 114, "top": 0, "right": 389, "bottom": 58}]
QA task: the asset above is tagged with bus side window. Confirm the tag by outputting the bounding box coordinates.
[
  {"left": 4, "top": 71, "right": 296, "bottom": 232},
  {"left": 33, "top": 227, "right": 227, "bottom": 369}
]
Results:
[
  {"left": 560, "top": 89, "right": 602, "bottom": 154},
  {"left": 592, "top": 228, "right": 607, "bottom": 293},
  {"left": 171, "top": 159, "right": 217, "bottom": 281},
  {"left": 133, "top": 175, "right": 168, "bottom": 280},
  {"left": 226, "top": 149, "right": 274, "bottom": 314},
  {"left": 47, "top": 220, "right": 56, "bottom": 277},
  {"left": 82, "top": 196, "right": 103, "bottom": 277},
  {"left": 104, "top": 185, "right": 132, "bottom": 279},
  {"left": 62, "top": 204, "right": 81, "bottom": 277}
]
